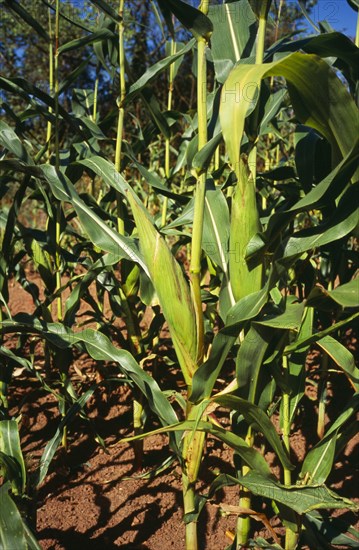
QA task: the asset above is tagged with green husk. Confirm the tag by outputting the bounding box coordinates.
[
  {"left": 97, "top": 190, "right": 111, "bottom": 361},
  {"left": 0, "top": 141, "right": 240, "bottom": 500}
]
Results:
[
  {"left": 125, "top": 190, "right": 197, "bottom": 384},
  {"left": 229, "top": 157, "right": 262, "bottom": 302}
]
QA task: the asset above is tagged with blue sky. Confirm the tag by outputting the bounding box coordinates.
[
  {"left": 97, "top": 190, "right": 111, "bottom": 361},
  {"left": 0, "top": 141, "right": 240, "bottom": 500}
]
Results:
[{"left": 300, "top": 0, "right": 357, "bottom": 39}]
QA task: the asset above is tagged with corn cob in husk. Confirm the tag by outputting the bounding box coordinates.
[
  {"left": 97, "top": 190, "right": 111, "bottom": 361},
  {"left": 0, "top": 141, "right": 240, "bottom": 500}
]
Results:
[
  {"left": 229, "top": 157, "right": 262, "bottom": 302},
  {"left": 125, "top": 190, "right": 197, "bottom": 384}
]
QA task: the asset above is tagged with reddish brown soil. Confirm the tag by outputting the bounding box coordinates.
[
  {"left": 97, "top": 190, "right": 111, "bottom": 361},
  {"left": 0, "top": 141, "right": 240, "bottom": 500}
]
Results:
[{"left": 3, "top": 271, "right": 359, "bottom": 549}]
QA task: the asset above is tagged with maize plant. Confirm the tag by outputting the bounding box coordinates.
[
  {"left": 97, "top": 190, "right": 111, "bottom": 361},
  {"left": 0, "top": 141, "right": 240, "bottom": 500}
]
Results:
[{"left": 0, "top": 1, "right": 359, "bottom": 549}]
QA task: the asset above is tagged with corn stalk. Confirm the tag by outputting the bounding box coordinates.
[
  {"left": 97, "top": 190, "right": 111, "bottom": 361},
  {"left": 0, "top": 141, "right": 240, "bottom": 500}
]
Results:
[
  {"left": 54, "top": 0, "right": 62, "bottom": 324},
  {"left": 161, "top": 36, "right": 175, "bottom": 228},
  {"left": 234, "top": 1, "right": 270, "bottom": 544}
]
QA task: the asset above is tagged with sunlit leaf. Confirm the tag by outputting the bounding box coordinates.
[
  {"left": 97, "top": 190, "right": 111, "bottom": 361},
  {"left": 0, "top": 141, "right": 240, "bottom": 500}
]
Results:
[
  {"left": 210, "top": 472, "right": 358, "bottom": 514},
  {"left": 157, "top": 0, "right": 213, "bottom": 40}
]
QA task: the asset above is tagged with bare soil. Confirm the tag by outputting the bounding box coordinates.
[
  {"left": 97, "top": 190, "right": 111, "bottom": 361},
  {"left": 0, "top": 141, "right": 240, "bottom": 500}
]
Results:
[{"left": 4, "top": 271, "right": 359, "bottom": 549}]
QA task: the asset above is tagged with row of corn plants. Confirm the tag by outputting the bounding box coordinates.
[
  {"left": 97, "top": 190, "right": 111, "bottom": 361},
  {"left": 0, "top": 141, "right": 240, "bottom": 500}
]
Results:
[{"left": 1, "top": 0, "right": 359, "bottom": 549}]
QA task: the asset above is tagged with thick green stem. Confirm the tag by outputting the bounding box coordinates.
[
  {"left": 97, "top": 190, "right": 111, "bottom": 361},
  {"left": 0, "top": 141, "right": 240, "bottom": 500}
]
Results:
[
  {"left": 114, "top": 3, "right": 145, "bottom": 465},
  {"left": 92, "top": 74, "right": 99, "bottom": 122},
  {"left": 119, "top": 286, "right": 142, "bottom": 356},
  {"left": 45, "top": 9, "right": 54, "bottom": 324},
  {"left": 237, "top": 428, "right": 253, "bottom": 545},
  {"left": 317, "top": 280, "right": 332, "bottom": 439},
  {"left": 182, "top": 402, "right": 206, "bottom": 550},
  {"left": 317, "top": 352, "right": 328, "bottom": 440},
  {"left": 236, "top": 7, "right": 270, "bottom": 544},
  {"left": 187, "top": 0, "right": 210, "bottom": 366},
  {"left": 46, "top": 8, "right": 53, "bottom": 152},
  {"left": 54, "top": 0, "right": 62, "bottom": 324},
  {"left": 119, "top": 278, "right": 144, "bottom": 466},
  {"left": 190, "top": 35, "right": 208, "bottom": 365},
  {"left": 214, "top": 145, "right": 220, "bottom": 171},
  {"left": 183, "top": 473, "right": 198, "bottom": 550},
  {"left": 356, "top": 8, "right": 359, "bottom": 48},
  {"left": 255, "top": 1, "right": 270, "bottom": 65},
  {"left": 55, "top": 207, "right": 62, "bottom": 323},
  {"left": 115, "top": 0, "right": 126, "bottom": 235},
  {"left": 282, "top": 355, "right": 298, "bottom": 550},
  {"left": 53, "top": 0, "right": 66, "bottom": 450},
  {"left": 54, "top": 0, "right": 60, "bottom": 172},
  {"left": 161, "top": 38, "right": 175, "bottom": 227}
]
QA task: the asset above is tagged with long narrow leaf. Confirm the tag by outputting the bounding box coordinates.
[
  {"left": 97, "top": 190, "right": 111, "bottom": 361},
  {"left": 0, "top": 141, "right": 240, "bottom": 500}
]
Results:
[
  {"left": 0, "top": 420, "right": 26, "bottom": 494},
  {"left": 0, "top": 483, "right": 27, "bottom": 550},
  {"left": 122, "top": 420, "right": 272, "bottom": 476},
  {"left": 220, "top": 52, "right": 359, "bottom": 173},
  {"left": 209, "top": 472, "right": 358, "bottom": 514},
  {"left": 213, "top": 395, "right": 293, "bottom": 471},
  {"left": 40, "top": 165, "right": 149, "bottom": 276}
]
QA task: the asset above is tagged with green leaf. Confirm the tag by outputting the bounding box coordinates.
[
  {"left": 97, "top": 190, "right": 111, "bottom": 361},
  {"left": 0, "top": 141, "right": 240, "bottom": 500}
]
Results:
[
  {"left": 304, "top": 512, "right": 359, "bottom": 548},
  {"left": 324, "top": 392, "right": 359, "bottom": 441},
  {"left": 213, "top": 395, "right": 293, "bottom": 471},
  {"left": 23, "top": 519, "right": 42, "bottom": 550},
  {"left": 236, "top": 324, "right": 272, "bottom": 401},
  {"left": 300, "top": 430, "right": 338, "bottom": 485},
  {"left": 0, "top": 483, "right": 27, "bottom": 550},
  {"left": 259, "top": 88, "right": 287, "bottom": 135},
  {"left": 287, "top": 307, "right": 314, "bottom": 423},
  {"left": 306, "top": 278, "right": 359, "bottom": 311},
  {"left": 283, "top": 184, "right": 359, "bottom": 260},
  {"left": 0, "top": 420, "right": 26, "bottom": 495},
  {"left": 208, "top": 0, "right": 257, "bottom": 82},
  {"left": 0, "top": 452, "right": 23, "bottom": 495},
  {"left": 155, "top": 1, "right": 174, "bottom": 37},
  {"left": 0, "top": 321, "right": 180, "bottom": 453},
  {"left": 0, "top": 77, "right": 91, "bottom": 141},
  {"left": 88, "top": 0, "right": 120, "bottom": 21},
  {"left": 20, "top": 228, "right": 55, "bottom": 293},
  {"left": 247, "top": 538, "right": 284, "bottom": 550},
  {"left": 229, "top": 158, "right": 263, "bottom": 301},
  {"left": 37, "top": 386, "right": 97, "bottom": 485},
  {"left": 220, "top": 52, "right": 359, "bottom": 177},
  {"left": 126, "top": 39, "right": 195, "bottom": 102},
  {"left": 347, "top": 0, "right": 359, "bottom": 11},
  {"left": 202, "top": 189, "right": 231, "bottom": 273},
  {"left": 290, "top": 142, "right": 359, "bottom": 213},
  {"left": 254, "top": 300, "right": 305, "bottom": 331},
  {"left": 138, "top": 87, "right": 171, "bottom": 139},
  {"left": 190, "top": 333, "right": 236, "bottom": 403},
  {"left": 64, "top": 253, "right": 122, "bottom": 325},
  {"left": 80, "top": 155, "right": 198, "bottom": 381},
  {"left": 328, "top": 278, "right": 359, "bottom": 308},
  {"left": 299, "top": 32, "right": 359, "bottom": 79},
  {"left": 0, "top": 121, "right": 33, "bottom": 165},
  {"left": 129, "top": 158, "right": 189, "bottom": 204},
  {"left": 298, "top": 0, "right": 320, "bottom": 32},
  {"left": 4, "top": 0, "right": 49, "bottom": 41},
  {"left": 211, "top": 472, "right": 358, "bottom": 514},
  {"left": 0, "top": 347, "right": 32, "bottom": 371},
  {"left": 156, "top": 0, "right": 213, "bottom": 40},
  {"left": 125, "top": 189, "right": 198, "bottom": 383},
  {"left": 77, "top": 116, "right": 106, "bottom": 140},
  {"left": 223, "top": 286, "right": 269, "bottom": 334},
  {"left": 58, "top": 29, "right": 114, "bottom": 54},
  {"left": 59, "top": 57, "right": 93, "bottom": 95},
  {"left": 317, "top": 336, "right": 359, "bottom": 391},
  {"left": 122, "top": 420, "right": 272, "bottom": 476},
  {"left": 165, "top": 41, "right": 186, "bottom": 79},
  {"left": 78, "top": 329, "right": 179, "bottom": 429},
  {"left": 285, "top": 311, "right": 359, "bottom": 354},
  {"left": 192, "top": 131, "right": 222, "bottom": 174},
  {"left": 300, "top": 393, "right": 359, "bottom": 486},
  {"left": 247, "top": 143, "right": 359, "bottom": 261},
  {"left": 40, "top": 164, "right": 149, "bottom": 277}
]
